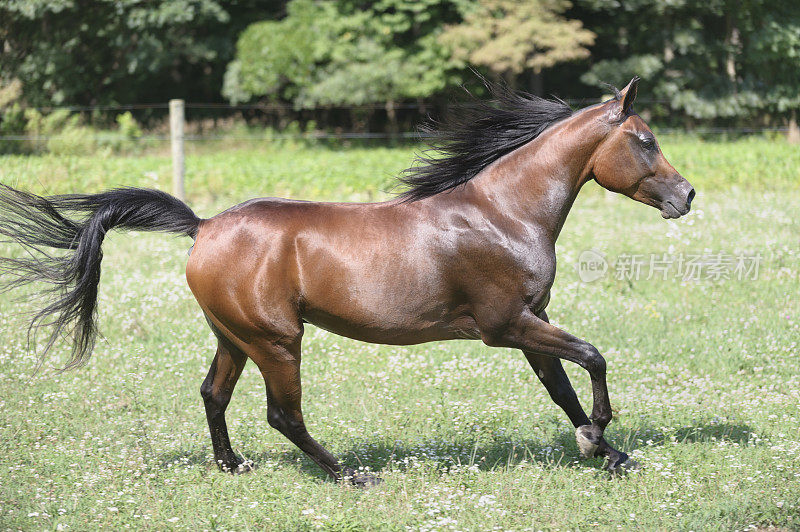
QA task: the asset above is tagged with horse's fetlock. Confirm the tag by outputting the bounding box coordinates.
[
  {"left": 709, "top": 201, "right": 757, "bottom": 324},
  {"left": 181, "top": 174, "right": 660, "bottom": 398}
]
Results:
[{"left": 594, "top": 411, "right": 613, "bottom": 428}]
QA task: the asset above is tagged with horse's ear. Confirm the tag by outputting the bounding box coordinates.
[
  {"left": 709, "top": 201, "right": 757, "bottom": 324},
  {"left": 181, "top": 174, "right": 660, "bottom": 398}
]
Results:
[{"left": 620, "top": 76, "right": 640, "bottom": 115}]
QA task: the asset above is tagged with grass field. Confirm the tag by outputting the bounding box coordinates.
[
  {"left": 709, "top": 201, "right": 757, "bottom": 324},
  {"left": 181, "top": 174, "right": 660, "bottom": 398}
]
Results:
[{"left": 0, "top": 138, "right": 799, "bottom": 530}]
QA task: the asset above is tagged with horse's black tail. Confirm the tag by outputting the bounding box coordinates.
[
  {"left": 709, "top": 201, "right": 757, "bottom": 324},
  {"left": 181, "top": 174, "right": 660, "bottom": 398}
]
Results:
[{"left": 0, "top": 184, "right": 201, "bottom": 370}]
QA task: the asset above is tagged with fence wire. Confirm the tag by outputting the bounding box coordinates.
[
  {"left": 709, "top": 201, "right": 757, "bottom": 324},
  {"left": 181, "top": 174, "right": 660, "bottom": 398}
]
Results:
[
  {"left": 0, "top": 100, "right": 792, "bottom": 144},
  {"left": 0, "top": 127, "right": 789, "bottom": 143}
]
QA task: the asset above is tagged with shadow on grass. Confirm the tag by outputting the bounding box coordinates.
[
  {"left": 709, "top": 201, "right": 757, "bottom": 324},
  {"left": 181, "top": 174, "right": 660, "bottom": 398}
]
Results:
[
  {"left": 156, "top": 420, "right": 758, "bottom": 481},
  {"left": 614, "top": 421, "right": 758, "bottom": 453},
  {"left": 264, "top": 431, "right": 583, "bottom": 481}
]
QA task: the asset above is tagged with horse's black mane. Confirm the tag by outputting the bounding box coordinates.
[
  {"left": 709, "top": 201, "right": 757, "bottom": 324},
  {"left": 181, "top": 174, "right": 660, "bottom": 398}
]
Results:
[{"left": 398, "top": 82, "right": 574, "bottom": 201}]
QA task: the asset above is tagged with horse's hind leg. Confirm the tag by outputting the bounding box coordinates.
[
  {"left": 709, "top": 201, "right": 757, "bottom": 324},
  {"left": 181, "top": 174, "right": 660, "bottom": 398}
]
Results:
[
  {"left": 248, "top": 333, "right": 381, "bottom": 487},
  {"left": 200, "top": 336, "right": 250, "bottom": 473}
]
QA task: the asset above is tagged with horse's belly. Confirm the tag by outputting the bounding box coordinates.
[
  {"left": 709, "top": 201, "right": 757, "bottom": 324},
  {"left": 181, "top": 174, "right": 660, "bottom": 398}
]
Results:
[
  {"left": 302, "top": 306, "right": 478, "bottom": 345},
  {"left": 300, "top": 274, "right": 480, "bottom": 345}
]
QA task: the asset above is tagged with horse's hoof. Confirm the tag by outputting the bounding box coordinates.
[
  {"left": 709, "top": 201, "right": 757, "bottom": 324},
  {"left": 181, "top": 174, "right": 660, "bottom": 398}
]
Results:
[
  {"left": 575, "top": 425, "right": 599, "bottom": 459},
  {"left": 351, "top": 474, "right": 383, "bottom": 488},
  {"left": 603, "top": 451, "right": 629, "bottom": 474},
  {"left": 219, "top": 458, "right": 256, "bottom": 475},
  {"left": 618, "top": 457, "right": 641, "bottom": 473},
  {"left": 341, "top": 467, "right": 383, "bottom": 488},
  {"left": 233, "top": 459, "right": 256, "bottom": 475},
  {"left": 609, "top": 455, "right": 642, "bottom": 476}
]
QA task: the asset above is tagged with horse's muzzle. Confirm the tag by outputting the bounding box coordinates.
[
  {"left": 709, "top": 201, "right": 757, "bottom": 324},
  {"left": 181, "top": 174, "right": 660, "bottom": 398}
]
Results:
[{"left": 661, "top": 181, "right": 694, "bottom": 219}]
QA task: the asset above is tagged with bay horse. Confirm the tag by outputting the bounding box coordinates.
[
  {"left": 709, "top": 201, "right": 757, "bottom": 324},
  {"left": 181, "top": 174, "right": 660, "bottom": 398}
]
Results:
[{"left": 0, "top": 77, "right": 693, "bottom": 485}]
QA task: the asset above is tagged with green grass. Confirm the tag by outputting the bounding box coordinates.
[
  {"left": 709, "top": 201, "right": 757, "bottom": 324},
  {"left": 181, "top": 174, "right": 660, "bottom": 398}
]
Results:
[
  {"left": 0, "top": 138, "right": 799, "bottom": 530},
  {"left": 1, "top": 136, "right": 797, "bottom": 212}
]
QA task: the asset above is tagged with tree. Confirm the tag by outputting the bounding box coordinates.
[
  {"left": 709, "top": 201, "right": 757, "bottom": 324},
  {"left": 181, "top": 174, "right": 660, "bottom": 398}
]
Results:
[
  {"left": 222, "top": 0, "right": 336, "bottom": 105},
  {"left": 439, "top": 0, "right": 594, "bottom": 92},
  {"left": 0, "top": 0, "right": 280, "bottom": 106},
  {"left": 224, "top": 0, "right": 597, "bottom": 126},
  {"left": 575, "top": 0, "right": 800, "bottom": 129},
  {"left": 223, "top": 0, "right": 462, "bottom": 114}
]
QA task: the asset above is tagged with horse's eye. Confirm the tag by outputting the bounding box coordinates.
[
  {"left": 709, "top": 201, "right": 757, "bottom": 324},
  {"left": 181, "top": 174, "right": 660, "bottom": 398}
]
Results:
[{"left": 641, "top": 137, "right": 656, "bottom": 150}]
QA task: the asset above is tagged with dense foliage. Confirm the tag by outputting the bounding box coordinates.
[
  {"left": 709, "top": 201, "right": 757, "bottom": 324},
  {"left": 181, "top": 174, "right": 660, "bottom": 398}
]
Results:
[
  {"left": 1, "top": 0, "right": 798, "bottom": 127},
  {"left": 0, "top": 0, "right": 278, "bottom": 106},
  {"left": 577, "top": 0, "right": 800, "bottom": 124},
  {"left": 223, "top": 0, "right": 463, "bottom": 111}
]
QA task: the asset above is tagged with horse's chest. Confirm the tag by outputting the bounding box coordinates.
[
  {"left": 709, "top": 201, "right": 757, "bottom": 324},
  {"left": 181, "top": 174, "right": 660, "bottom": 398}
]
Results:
[
  {"left": 509, "top": 249, "right": 557, "bottom": 312},
  {"left": 507, "top": 245, "right": 557, "bottom": 288},
  {"left": 454, "top": 243, "right": 555, "bottom": 314}
]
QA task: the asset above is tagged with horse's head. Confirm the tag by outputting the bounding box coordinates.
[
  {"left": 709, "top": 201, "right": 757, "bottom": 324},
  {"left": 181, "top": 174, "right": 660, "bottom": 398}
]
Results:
[{"left": 589, "top": 77, "right": 695, "bottom": 219}]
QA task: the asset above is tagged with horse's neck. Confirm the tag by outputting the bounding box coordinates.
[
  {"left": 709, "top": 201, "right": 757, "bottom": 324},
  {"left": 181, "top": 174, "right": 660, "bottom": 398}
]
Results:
[{"left": 467, "top": 115, "right": 605, "bottom": 241}]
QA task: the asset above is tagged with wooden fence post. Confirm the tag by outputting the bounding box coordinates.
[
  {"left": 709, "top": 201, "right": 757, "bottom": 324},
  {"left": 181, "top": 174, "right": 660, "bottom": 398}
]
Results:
[
  {"left": 788, "top": 110, "right": 800, "bottom": 145},
  {"left": 169, "top": 99, "right": 185, "bottom": 201}
]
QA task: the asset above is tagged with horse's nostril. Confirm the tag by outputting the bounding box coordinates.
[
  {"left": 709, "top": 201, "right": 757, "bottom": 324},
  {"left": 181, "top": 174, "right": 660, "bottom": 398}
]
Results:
[{"left": 687, "top": 188, "right": 695, "bottom": 206}]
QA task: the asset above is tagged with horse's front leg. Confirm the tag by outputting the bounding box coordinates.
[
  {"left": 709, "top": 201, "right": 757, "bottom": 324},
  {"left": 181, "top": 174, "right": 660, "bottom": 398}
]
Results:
[{"left": 482, "top": 310, "right": 628, "bottom": 471}]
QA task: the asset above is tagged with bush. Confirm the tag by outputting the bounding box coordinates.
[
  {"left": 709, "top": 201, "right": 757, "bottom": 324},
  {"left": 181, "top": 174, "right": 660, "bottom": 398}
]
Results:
[
  {"left": 9, "top": 109, "right": 148, "bottom": 156},
  {"left": 116, "top": 112, "right": 142, "bottom": 140},
  {"left": 46, "top": 126, "right": 105, "bottom": 156},
  {"left": 96, "top": 112, "right": 144, "bottom": 154}
]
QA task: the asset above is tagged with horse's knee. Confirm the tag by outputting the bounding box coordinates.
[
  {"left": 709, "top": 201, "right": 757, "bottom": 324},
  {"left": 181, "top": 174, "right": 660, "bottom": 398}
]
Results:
[
  {"left": 267, "top": 405, "right": 306, "bottom": 438},
  {"left": 200, "top": 379, "right": 213, "bottom": 401},
  {"left": 201, "top": 383, "right": 231, "bottom": 416},
  {"left": 581, "top": 345, "right": 606, "bottom": 376}
]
